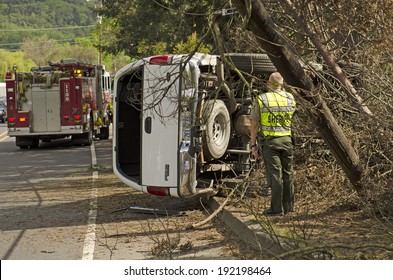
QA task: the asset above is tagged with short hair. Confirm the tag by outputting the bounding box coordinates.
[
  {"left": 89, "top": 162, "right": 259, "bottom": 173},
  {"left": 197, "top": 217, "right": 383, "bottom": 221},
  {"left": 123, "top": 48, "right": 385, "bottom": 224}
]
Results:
[{"left": 268, "top": 72, "right": 284, "bottom": 87}]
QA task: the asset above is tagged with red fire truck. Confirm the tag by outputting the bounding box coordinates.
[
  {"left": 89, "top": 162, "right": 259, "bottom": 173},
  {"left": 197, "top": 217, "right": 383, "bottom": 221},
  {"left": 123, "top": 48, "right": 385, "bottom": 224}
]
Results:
[{"left": 5, "top": 60, "right": 111, "bottom": 149}]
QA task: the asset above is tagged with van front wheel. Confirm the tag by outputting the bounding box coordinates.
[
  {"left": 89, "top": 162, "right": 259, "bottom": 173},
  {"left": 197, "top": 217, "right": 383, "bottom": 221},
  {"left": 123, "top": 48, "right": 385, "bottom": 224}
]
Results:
[{"left": 202, "top": 100, "right": 231, "bottom": 160}]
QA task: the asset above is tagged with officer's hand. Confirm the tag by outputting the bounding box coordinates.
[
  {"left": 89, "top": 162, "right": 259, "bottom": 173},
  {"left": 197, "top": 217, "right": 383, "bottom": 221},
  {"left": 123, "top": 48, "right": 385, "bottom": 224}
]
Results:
[{"left": 252, "top": 146, "right": 259, "bottom": 159}]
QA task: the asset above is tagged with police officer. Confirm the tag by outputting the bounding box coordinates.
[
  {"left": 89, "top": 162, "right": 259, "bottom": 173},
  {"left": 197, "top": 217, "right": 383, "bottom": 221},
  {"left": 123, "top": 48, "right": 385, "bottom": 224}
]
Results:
[{"left": 250, "top": 72, "right": 296, "bottom": 216}]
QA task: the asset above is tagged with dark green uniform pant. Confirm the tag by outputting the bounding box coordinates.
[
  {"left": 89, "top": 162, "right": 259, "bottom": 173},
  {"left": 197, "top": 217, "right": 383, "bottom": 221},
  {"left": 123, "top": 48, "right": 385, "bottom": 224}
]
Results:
[{"left": 261, "top": 135, "right": 294, "bottom": 213}]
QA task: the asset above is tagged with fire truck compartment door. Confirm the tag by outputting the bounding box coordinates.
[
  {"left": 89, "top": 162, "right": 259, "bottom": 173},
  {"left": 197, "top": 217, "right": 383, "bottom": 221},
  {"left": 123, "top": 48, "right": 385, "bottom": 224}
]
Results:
[
  {"left": 31, "top": 86, "right": 61, "bottom": 132},
  {"left": 141, "top": 63, "right": 180, "bottom": 187}
]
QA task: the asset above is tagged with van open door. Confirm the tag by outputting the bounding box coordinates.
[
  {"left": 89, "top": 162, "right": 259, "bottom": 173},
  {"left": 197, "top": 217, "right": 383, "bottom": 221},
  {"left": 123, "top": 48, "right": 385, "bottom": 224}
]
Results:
[{"left": 141, "top": 62, "right": 181, "bottom": 195}]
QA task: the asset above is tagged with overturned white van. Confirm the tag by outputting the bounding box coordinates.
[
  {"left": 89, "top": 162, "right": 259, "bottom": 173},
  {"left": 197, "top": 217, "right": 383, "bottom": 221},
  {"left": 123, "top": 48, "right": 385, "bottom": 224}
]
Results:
[{"left": 113, "top": 53, "right": 275, "bottom": 197}]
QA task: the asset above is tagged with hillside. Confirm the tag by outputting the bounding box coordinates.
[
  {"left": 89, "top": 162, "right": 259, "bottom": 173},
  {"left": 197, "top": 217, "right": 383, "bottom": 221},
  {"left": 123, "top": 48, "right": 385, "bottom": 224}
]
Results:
[{"left": 0, "top": 0, "right": 97, "bottom": 51}]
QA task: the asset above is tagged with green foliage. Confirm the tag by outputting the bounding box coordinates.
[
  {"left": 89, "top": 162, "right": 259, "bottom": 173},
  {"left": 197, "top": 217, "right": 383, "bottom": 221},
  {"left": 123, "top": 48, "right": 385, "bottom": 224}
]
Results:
[
  {"left": 100, "top": 51, "right": 134, "bottom": 74},
  {"left": 0, "top": 49, "right": 35, "bottom": 82},
  {"left": 136, "top": 40, "right": 167, "bottom": 58},
  {"left": 0, "top": 0, "right": 96, "bottom": 51},
  {"left": 98, "top": 0, "right": 215, "bottom": 57},
  {"left": 173, "top": 32, "right": 210, "bottom": 54},
  {"left": 19, "top": 35, "right": 96, "bottom": 65}
]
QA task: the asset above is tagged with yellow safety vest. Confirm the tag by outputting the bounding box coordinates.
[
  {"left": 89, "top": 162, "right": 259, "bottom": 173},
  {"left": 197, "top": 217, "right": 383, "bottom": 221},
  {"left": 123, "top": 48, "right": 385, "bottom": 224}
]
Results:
[{"left": 257, "top": 90, "right": 296, "bottom": 137}]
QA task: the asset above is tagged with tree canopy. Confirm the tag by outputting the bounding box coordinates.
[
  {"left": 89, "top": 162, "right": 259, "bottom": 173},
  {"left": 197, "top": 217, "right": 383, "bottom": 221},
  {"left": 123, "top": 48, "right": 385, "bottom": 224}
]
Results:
[
  {"left": 0, "top": 0, "right": 96, "bottom": 50},
  {"left": 96, "top": 0, "right": 215, "bottom": 57}
]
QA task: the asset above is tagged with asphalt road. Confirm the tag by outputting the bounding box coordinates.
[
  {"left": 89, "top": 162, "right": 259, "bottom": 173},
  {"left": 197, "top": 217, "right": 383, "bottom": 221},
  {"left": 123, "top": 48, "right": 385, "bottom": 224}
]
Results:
[
  {"left": 0, "top": 123, "right": 101, "bottom": 259},
  {"left": 0, "top": 124, "right": 240, "bottom": 260},
  {"left": 0, "top": 124, "right": 92, "bottom": 178}
]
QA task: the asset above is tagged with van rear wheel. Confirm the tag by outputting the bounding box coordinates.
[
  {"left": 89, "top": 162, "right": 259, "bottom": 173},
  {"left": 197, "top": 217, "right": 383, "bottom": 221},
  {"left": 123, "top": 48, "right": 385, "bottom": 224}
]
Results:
[{"left": 202, "top": 100, "right": 231, "bottom": 160}]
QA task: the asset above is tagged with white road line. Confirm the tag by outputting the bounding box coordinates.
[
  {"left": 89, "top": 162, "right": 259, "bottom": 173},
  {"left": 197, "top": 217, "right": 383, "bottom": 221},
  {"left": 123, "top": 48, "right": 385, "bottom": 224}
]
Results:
[
  {"left": 82, "top": 141, "right": 98, "bottom": 260},
  {"left": 0, "top": 130, "right": 8, "bottom": 142},
  {"left": 90, "top": 139, "right": 97, "bottom": 166}
]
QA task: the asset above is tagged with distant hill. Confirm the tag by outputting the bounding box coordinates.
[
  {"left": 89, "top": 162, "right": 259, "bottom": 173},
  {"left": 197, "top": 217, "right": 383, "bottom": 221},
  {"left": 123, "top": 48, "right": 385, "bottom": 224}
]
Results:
[{"left": 0, "top": 0, "right": 97, "bottom": 51}]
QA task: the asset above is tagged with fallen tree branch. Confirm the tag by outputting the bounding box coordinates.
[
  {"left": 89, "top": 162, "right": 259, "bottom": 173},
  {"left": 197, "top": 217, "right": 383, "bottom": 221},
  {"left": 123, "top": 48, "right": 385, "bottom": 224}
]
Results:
[
  {"left": 231, "top": 0, "right": 364, "bottom": 190},
  {"left": 188, "top": 185, "right": 238, "bottom": 229},
  {"left": 282, "top": 0, "right": 373, "bottom": 116}
]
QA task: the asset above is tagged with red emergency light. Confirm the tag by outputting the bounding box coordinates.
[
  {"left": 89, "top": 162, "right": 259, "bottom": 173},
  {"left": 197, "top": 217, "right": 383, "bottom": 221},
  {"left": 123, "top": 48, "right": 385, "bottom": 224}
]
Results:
[
  {"left": 149, "top": 55, "right": 173, "bottom": 65},
  {"left": 5, "top": 71, "right": 12, "bottom": 79},
  {"left": 8, "top": 117, "right": 15, "bottom": 123},
  {"left": 74, "top": 115, "right": 81, "bottom": 124},
  {"left": 147, "top": 186, "right": 169, "bottom": 196}
]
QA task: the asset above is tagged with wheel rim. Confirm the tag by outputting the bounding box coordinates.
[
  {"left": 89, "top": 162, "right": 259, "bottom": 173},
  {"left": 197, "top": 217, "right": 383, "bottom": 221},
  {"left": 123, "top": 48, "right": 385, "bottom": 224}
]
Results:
[
  {"left": 211, "top": 114, "right": 226, "bottom": 145},
  {"left": 202, "top": 99, "right": 231, "bottom": 160}
]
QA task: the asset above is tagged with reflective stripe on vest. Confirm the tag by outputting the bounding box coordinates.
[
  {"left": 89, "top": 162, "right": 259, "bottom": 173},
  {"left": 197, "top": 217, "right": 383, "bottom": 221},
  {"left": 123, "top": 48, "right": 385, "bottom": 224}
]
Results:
[{"left": 257, "top": 90, "right": 295, "bottom": 137}]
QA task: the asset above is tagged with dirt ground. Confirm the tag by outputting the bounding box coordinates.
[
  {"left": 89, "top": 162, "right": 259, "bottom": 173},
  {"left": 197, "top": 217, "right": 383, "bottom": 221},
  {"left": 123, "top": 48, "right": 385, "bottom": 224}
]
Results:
[
  {"left": 91, "top": 165, "right": 393, "bottom": 260},
  {"left": 65, "top": 169, "right": 393, "bottom": 260},
  {"left": 91, "top": 170, "right": 254, "bottom": 260},
  {"left": 219, "top": 166, "right": 393, "bottom": 260}
]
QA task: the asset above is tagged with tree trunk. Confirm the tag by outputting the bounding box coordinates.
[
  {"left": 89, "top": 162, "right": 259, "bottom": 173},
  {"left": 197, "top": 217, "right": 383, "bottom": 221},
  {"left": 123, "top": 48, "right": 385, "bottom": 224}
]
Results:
[{"left": 231, "top": 0, "right": 364, "bottom": 189}]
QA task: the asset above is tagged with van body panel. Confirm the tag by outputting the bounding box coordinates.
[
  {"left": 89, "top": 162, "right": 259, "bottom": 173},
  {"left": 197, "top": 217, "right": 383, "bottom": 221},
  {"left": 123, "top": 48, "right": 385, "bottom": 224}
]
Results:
[{"left": 141, "top": 63, "right": 180, "bottom": 187}]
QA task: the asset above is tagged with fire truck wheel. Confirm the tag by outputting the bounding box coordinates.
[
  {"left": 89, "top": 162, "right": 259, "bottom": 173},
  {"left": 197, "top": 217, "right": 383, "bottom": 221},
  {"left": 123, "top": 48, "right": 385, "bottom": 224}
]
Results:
[
  {"left": 98, "top": 126, "right": 110, "bottom": 140},
  {"left": 202, "top": 99, "right": 231, "bottom": 160},
  {"left": 32, "top": 139, "right": 39, "bottom": 148},
  {"left": 84, "top": 118, "right": 94, "bottom": 146},
  {"left": 74, "top": 117, "right": 93, "bottom": 146}
]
